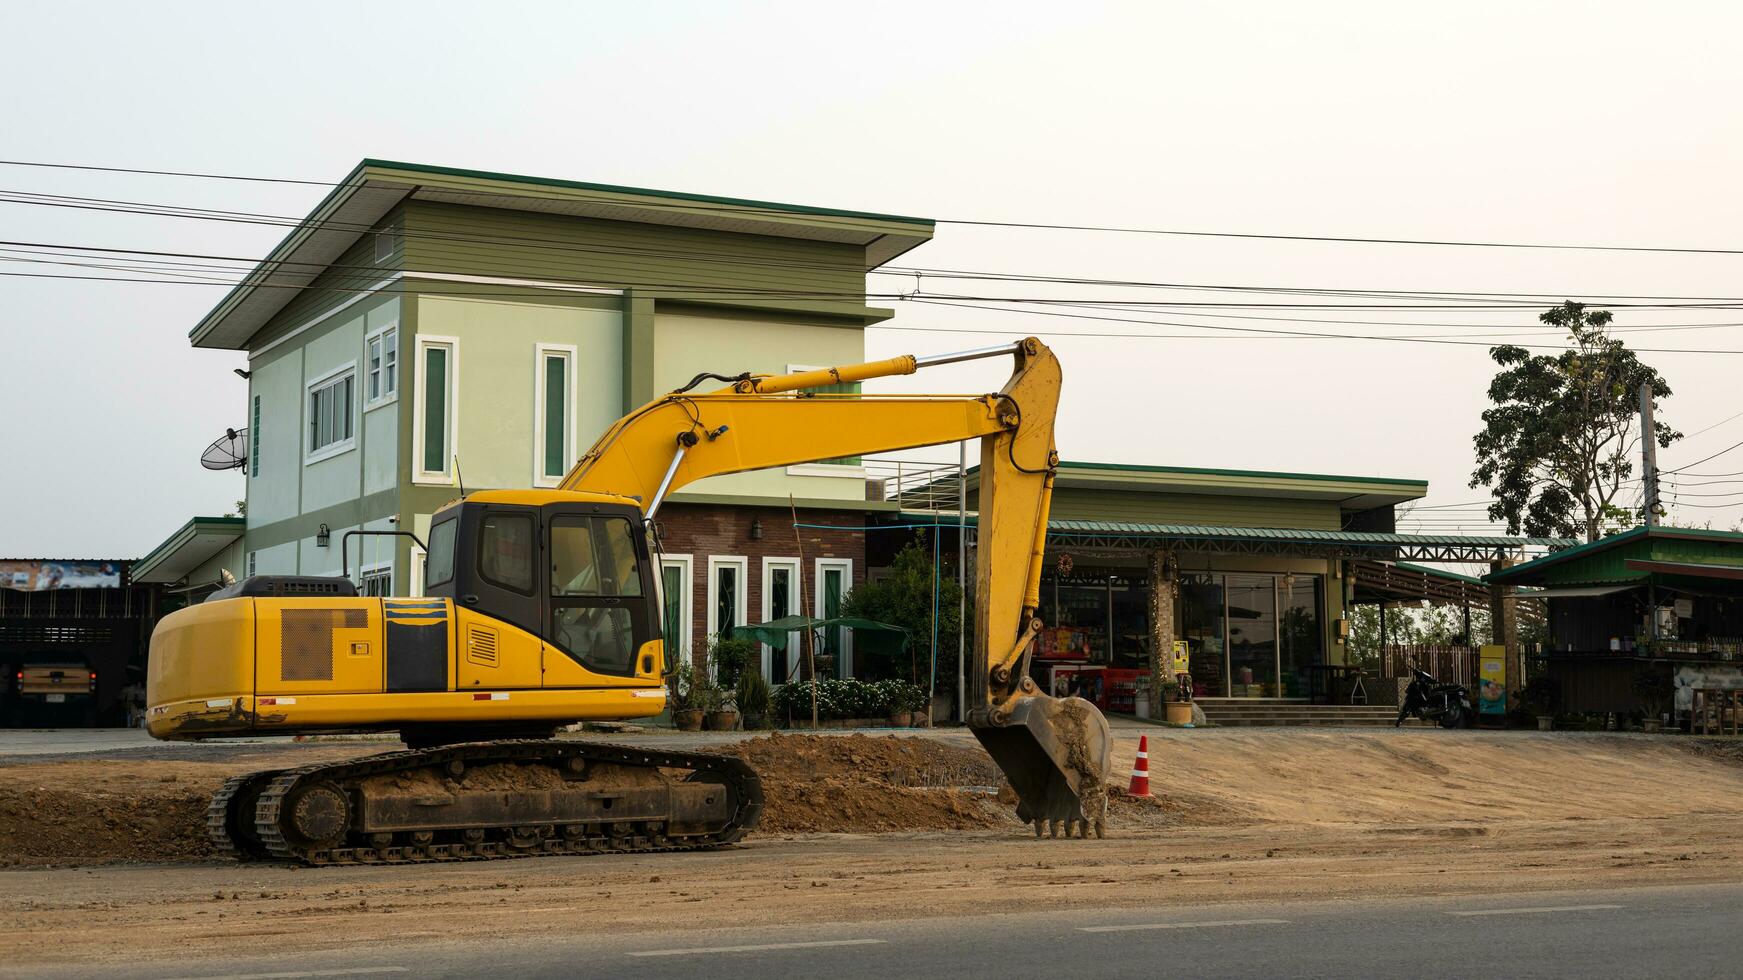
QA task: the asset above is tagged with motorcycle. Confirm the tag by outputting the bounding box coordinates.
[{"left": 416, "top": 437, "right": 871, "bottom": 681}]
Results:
[{"left": 1394, "top": 667, "right": 1474, "bottom": 728}]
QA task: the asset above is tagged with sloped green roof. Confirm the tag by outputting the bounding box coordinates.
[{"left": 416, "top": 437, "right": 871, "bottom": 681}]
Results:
[{"left": 1485, "top": 526, "right": 1743, "bottom": 585}]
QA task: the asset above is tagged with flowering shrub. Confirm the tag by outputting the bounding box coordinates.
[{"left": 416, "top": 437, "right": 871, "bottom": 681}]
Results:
[{"left": 770, "top": 678, "right": 927, "bottom": 721}]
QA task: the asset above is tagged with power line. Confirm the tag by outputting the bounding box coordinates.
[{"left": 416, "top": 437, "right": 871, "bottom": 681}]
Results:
[
  {"left": 1663, "top": 436, "right": 1743, "bottom": 475},
  {"left": 12, "top": 156, "right": 1743, "bottom": 257},
  {"left": 901, "top": 299, "right": 1743, "bottom": 355}
]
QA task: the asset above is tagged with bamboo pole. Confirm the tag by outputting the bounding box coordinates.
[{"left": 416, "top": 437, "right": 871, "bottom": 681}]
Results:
[{"left": 789, "top": 495, "right": 818, "bottom": 728}]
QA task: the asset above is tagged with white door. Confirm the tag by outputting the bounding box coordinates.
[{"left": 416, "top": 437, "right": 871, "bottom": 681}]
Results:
[{"left": 762, "top": 557, "right": 801, "bottom": 683}]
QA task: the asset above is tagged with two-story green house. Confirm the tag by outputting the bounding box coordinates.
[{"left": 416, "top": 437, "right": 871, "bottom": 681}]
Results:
[{"left": 140, "top": 160, "right": 934, "bottom": 678}]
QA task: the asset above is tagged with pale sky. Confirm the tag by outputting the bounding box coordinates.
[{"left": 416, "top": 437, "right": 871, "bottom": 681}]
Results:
[{"left": 7, "top": 0, "right": 1743, "bottom": 557}]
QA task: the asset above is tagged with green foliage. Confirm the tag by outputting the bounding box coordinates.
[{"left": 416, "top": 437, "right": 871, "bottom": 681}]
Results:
[
  {"left": 1470, "top": 302, "right": 1680, "bottom": 542},
  {"left": 1632, "top": 668, "right": 1675, "bottom": 714},
  {"left": 735, "top": 669, "right": 771, "bottom": 720},
  {"left": 708, "top": 635, "right": 759, "bottom": 688},
  {"left": 667, "top": 661, "right": 700, "bottom": 712},
  {"left": 1346, "top": 603, "right": 1492, "bottom": 668},
  {"left": 841, "top": 535, "right": 958, "bottom": 688},
  {"left": 769, "top": 677, "right": 926, "bottom": 722},
  {"left": 1522, "top": 675, "right": 1560, "bottom": 714}
]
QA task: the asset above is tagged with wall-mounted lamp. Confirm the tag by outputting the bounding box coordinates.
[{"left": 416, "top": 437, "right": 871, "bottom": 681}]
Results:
[
  {"left": 315, "top": 523, "right": 331, "bottom": 548},
  {"left": 749, "top": 518, "right": 764, "bottom": 541},
  {"left": 233, "top": 368, "right": 252, "bottom": 380}
]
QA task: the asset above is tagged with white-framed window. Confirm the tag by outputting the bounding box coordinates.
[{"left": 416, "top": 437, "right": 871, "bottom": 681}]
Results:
[
  {"left": 761, "top": 556, "right": 801, "bottom": 684},
  {"left": 305, "top": 362, "right": 357, "bottom": 463},
  {"left": 658, "top": 553, "right": 694, "bottom": 671},
  {"left": 533, "top": 343, "right": 578, "bottom": 487},
  {"left": 413, "top": 336, "right": 459, "bottom": 484},
  {"left": 814, "top": 557, "right": 854, "bottom": 678},
  {"left": 365, "top": 324, "right": 399, "bottom": 408},
  {"left": 783, "top": 363, "right": 867, "bottom": 478},
  {"left": 408, "top": 545, "right": 426, "bottom": 598},
  {"left": 706, "top": 555, "right": 749, "bottom": 676},
  {"left": 246, "top": 551, "right": 257, "bottom": 578},
  {"left": 357, "top": 563, "right": 393, "bottom": 597}
]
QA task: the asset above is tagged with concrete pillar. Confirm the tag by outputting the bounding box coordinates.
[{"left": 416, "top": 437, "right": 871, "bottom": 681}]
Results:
[
  {"left": 1489, "top": 555, "right": 1520, "bottom": 694},
  {"left": 1148, "top": 547, "right": 1178, "bottom": 712}
]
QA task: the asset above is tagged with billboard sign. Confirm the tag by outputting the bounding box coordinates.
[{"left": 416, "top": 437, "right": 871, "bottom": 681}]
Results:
[{"left": 0, "top": 561, "right": 123, "bottom": 591}]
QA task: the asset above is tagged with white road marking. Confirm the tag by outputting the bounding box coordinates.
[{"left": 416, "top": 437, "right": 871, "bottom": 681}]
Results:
[
  {"left": 1080, "top": 918, "right": 1291, "bottom": 933},
  {"left": 1448, "top": 904, "right": 1625, "bottom": 917},
  {"left": 153, "top": 962, "right": 404, "bottom": 969},
  {"left": 628, "top": 938, "right": 887, "bottom": 957}
]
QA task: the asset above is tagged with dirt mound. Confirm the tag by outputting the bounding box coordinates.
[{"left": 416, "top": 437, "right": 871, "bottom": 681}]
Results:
[
  {"left": 731, "top": 733, "right": 1012, "bottom": 834},
  {"left": 0, "top": 749, "right": 368, "bottom": 867},
  {"left": 0, "top": 782, "right": 214, "bottom": 866}
]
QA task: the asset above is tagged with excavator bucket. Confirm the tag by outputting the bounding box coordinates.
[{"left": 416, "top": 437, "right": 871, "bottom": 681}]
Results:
[{"left": 972, "top": 694, "right": 1113, "bottom": 838}]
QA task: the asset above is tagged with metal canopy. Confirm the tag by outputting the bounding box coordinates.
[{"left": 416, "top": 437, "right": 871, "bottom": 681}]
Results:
[
  {"left": 941, "top": 518, "right": 1569, "bottom": 564},
  {"left": 1525, "top": 584, "right": 1638, "bottom": 599},
  {"left": 1350, "top": 560, "right": 1492, "bottom": 606},
  {"left": 1037, "top": 520, "right": 1568, "bottom": 563}
]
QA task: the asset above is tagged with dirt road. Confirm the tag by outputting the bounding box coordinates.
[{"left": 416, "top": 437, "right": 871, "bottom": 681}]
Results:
[{"left": 3, "top": 728, "right": 1741, "bottom": 970}]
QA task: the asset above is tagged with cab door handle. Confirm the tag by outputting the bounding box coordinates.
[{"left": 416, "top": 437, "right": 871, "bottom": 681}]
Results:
[{"left": 461, "top": 594, "right": 480, "bottom": 605}]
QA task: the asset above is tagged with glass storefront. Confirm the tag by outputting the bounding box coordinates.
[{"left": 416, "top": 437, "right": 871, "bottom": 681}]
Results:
[
  {"left": 1037, "top": 572, "right": 1151, "bottom": 669},
  {"left": 1183, "top": 572, "right": 1322, "bottom": 698},
  {"left": 1035, "top": 566, "right": 1324, "bottom": 700}
]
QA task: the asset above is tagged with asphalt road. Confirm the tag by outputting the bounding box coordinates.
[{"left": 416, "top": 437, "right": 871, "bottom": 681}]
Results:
[{"left": 13, "top": 881, "right": 1742, "bottom": 980}]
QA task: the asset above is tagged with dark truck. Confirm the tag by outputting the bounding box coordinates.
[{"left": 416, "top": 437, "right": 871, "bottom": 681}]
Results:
[{"left": 9, "top": 663, "right": 98, "bottom": 725}]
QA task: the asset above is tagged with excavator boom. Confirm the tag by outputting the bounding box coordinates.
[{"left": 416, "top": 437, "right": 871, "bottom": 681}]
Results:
[{"left": 564, "top": 337, "right": 1111, "bottom": 835}]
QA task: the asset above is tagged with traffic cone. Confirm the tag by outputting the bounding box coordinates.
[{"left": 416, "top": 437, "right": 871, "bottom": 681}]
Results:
[{"left": 1127, "top": 734, "right": 1151, "bottom": 798}]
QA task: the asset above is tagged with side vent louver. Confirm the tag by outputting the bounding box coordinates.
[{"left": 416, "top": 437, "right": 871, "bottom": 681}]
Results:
[{"left": 466, "top": 626, "right": 499, "bottom": 668}]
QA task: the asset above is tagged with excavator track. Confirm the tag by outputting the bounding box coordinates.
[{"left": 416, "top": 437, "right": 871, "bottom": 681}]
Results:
[{"left": 208, "top": 741, "right": 762, "bottom": 866}]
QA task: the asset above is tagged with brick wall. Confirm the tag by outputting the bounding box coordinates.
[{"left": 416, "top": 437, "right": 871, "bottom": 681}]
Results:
[{"left": 653, "top": 502, "right": 867, "bottom": 668}]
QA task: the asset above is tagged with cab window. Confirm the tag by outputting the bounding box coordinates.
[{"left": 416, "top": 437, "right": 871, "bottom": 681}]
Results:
[
  {"left": 426, "top": 518, "right": 457, "bottom": 588},
  {"left": 551, "top": 517, "right": 643, "bottom": 596},
  {"left": 478, "top": 513, "right": 534, "bottom": 594}
]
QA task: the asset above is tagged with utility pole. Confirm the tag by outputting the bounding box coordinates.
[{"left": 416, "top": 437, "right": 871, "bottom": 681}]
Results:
[{"left": 1639, "top": 382, "right": 1661, "bottom": 528}]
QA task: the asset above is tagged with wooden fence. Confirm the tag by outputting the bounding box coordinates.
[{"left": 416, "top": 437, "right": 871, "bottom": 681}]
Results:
[{"left": 1381, "top": 644, "right": 1479, "bottom": 689}]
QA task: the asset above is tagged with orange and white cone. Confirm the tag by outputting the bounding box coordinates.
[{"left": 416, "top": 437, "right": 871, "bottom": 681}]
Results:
[{"left": 1127, "top": 734, "right": 1151, "bottom": 798}]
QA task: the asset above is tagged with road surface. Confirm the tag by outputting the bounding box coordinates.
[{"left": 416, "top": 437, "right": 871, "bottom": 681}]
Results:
[{"left": 9, "top": 881, "right": 1740, "bottom": 979}]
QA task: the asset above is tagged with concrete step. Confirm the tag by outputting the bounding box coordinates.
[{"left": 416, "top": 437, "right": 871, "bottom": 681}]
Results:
[{"left": 1201, "top": 717, "right": 1428, "bottom": 728}]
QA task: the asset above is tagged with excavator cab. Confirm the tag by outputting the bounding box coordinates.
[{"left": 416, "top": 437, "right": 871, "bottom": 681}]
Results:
[{"left": 423, "top": 491, "right": 664, "bottom": 680}]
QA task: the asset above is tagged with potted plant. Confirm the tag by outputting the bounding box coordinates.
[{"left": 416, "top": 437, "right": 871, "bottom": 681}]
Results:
[
  {"left": 701, "top": 677, "right": 738, "bottom": 731},
  {"left": 1522, "top": 676, "right": 1559, "bottom": 731},
  {"left": 736, "top": 669, "right": 771, "bottom": 731},
  {"left": 902, "top": 682, "right": 930, "bottom": 727},
  {"left": 1633, "top": 668, "right": 1674, "bottom": 733},
  {"left": 668, "top": 662, "right": 704, "bottom": 732},
  {"left": 881, "top": 680, "right": 925, "bottom": 728},
  {"left": 1162, "top": 677, "right": 1194, "bottom": 726}
]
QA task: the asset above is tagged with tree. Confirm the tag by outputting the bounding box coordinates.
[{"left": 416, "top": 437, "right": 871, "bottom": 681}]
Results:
[
  {"left": 841, "top": 533, "right": 961, "bottom": 692},
  {"left": 1470, "top": 302, "right": 1680, "bottom": 542}
]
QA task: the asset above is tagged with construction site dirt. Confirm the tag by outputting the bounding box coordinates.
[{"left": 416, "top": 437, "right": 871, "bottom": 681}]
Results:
[{"left": 4, "top": 728, "right": 1743, "bottom": 970}]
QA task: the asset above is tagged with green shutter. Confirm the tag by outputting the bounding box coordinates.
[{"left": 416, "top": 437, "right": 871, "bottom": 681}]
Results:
[
  {"left": 661, "top": 565, "right": 683, "bottom": 655},
  {"left": 423, "top": 347, "right": 448, "bottom": 474},
  {"left": 543, "top": 355, "right": 566, "bottom": 478}
]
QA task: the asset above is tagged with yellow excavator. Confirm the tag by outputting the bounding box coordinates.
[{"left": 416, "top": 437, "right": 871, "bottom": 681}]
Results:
[{"left": 147, "top": 337, "right": 1112, "bottom": 864}]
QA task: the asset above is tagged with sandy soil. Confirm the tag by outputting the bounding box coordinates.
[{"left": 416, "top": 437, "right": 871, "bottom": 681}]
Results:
[{"left": 3, "top": 729, "right": 1742, "bottom": 968}]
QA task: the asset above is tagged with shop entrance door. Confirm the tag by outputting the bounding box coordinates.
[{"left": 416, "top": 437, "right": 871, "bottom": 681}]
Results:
[{"left": 1223, "top": 574, "right": 1278, "bottom": 697}]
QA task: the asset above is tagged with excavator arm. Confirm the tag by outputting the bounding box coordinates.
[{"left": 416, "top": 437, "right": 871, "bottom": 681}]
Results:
[{"left": 561, "top": 338, "right": 1111, "bottom": 837}]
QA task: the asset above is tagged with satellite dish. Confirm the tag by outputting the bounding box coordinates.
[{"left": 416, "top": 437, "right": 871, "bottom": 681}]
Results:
[{"left": 201, "top": 427, "right": 249, "bottom": 471}]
